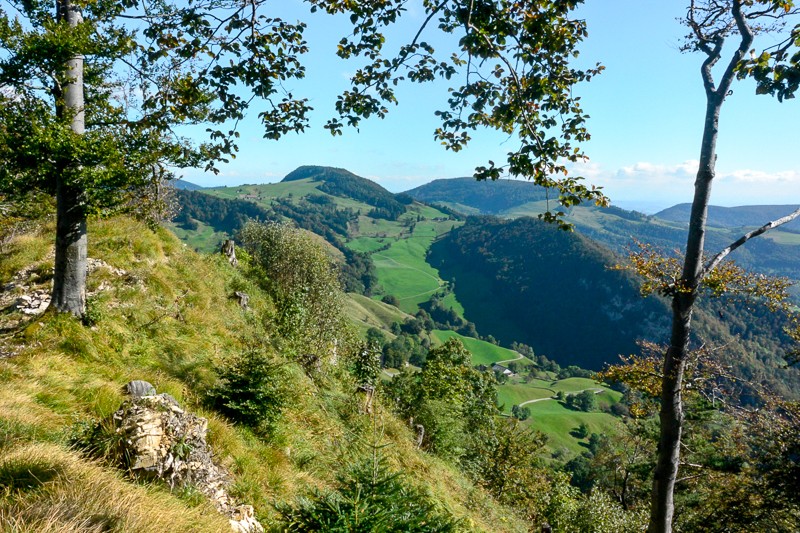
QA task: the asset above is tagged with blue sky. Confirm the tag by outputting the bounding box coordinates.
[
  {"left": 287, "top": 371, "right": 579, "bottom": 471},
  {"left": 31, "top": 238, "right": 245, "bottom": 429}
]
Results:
[{"left": 183, "top": 1, "right": 799, "bottom": 213}]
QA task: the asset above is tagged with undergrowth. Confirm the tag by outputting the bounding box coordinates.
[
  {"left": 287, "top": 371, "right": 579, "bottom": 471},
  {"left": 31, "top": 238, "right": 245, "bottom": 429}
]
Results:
[{"left": 0, "top": 216, "right": 531, "bottom": 531}]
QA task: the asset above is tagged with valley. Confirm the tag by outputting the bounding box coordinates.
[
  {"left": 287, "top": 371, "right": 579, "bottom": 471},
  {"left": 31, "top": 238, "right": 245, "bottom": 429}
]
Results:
[{"left": 170, "top": 165, "right": 800, "bottom": 453}]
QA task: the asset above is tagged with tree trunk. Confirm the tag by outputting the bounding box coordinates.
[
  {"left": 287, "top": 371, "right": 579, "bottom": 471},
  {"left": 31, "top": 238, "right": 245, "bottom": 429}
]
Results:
[
  {"left": 647, "top": 87, "right": 724, "bottom": 533},
  {"left": 52, "top": 0, "right": 86, "bottom": 317}
]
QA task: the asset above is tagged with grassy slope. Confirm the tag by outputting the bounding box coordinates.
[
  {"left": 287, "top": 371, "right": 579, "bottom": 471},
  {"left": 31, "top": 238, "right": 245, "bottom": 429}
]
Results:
[
  {"left": 432, "top": 330, "right": 521, "bottom": 366},
  {"left": 524, "top": 399, "right": 623, "bottom": 456},
  {"left": 344, "top": 293, "right": 411, "bottom": 337},
  {"left": 497, "top": 375, "right": 623, "bottom": 456},
  {"left": 357, "top": 207, "right": 464, "bottom": 315},
  {"left": 0, "top": 217, "right": 530, "bottom": 532}
]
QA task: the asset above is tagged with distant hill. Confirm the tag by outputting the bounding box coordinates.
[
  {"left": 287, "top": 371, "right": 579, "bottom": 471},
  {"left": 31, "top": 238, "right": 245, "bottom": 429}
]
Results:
[
  {"left": 283, "top": 165, "right": 406, "bottom": 220},
  {"left": 404, "top": 177, "right": 800, "bottom": 286},
  {"left": 170, "top": 179, "right": 205, "bottom": 191},
  {"left": 429, "top": 215, "right": 671, "bottom": 370},
  {"left": 404, "top": 177, "right": 550, "bottom": 214},
  {"left": 655, "top": 203, "right": 800, "bottom": 231},
  {"left": 430, "top": 215, "right": 800, "bottom": 398}
]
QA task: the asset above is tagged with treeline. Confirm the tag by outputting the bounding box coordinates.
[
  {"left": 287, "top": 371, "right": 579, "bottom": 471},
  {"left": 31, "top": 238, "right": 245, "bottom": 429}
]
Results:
[
  {"left": 404, "top": 176, "right": 551, "bottom": 214},
  {"left": 174, "top": 190, "right": 378, "bottom": 295},
  {"left": 175, "top": 189, "right": 278, "bottom": 233}
]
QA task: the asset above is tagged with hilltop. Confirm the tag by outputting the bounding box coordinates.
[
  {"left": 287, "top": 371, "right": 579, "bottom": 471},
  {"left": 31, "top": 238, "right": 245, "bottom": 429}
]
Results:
[
  {"left": 655, "top": 203, "right": 800, "bottom": 230},
  {"left": 404, "top": 177, "right": 549, "bottom": 215}
]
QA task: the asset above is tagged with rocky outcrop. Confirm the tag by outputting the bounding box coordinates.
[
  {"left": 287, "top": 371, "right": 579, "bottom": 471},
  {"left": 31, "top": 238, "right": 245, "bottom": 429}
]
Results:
[
  {"left": 221, "top": 239, "right": 238, "bottom": 267},
  {"left": 108, "top": 382, "right": 263, "bottom": 533},
  {"left": 1, "top": 256, "right": 132, "bottom": 318}
]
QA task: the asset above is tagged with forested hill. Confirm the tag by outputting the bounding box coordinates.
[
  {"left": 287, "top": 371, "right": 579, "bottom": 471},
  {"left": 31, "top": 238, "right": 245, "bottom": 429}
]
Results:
[
  {"left": 655, "top": 203, "right": 800, "bottom": 230},
  {"left": 404, "top": 177, "right": 549, "bottom": 214},
  {"left": 430, "top": 216, "right": 800, "bottom": 398},
  {"left": 282, "top": 165, "right": 406, "bottom": 220},
  {"left": 428, "top": 215, "right": 671, "bottom": 369},
  {"left": 405, "top": 177, "right": 800, "bottom": 289}
]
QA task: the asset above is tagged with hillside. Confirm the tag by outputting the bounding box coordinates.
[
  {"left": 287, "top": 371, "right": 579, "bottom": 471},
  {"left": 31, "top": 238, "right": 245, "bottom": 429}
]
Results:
[
  {"left": 171, "top": 168, "right": 800, "bottom": 396},
  {"left": 655, "top": 203, "right": 800, "bottom": 231},
  {"left": 282, "top": 165, "right": 406, "bottom": 220},
  {"left": 430, "top": 216, "right": 800, "bottom": 398},
  {"left": 0, "top": 216, "right": 541, "bottom": 531},
  {"left": 429, "top": 216, "right": 672, "bottom": 370}
]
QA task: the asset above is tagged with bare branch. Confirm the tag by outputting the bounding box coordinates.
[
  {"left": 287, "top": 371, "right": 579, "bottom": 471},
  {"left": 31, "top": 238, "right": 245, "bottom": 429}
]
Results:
[
  {"left": 716, "top": 0, "right": 755, "bottom": 97},
  {"left": 700, "top": 206, "right": 800, "bottom": 280}
]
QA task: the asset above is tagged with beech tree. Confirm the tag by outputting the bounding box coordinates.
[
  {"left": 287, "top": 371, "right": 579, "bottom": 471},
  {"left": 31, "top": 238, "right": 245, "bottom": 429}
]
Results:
[
  {"left": 0, "top": 0, "right": 602, "bottom": 318},
  {"left": 643, "top": 2, "right": 800, "bottom": 532}
]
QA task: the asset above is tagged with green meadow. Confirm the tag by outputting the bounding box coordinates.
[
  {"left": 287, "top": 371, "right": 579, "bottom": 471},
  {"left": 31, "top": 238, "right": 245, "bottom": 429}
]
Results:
[
  {"left": 523, "top": 398, "right": 623, "bottom": 456},
  {"left": 432, "top": 330, "right": 521, "bottom": 366}
]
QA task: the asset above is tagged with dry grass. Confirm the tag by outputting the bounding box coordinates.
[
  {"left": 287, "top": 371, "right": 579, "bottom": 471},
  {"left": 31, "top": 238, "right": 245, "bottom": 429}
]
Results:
[
  {"left": 0, "top": 443, "right": 230, "bottom": 532},
  {"left": 0, "top": 216, "right": 532, "bottom": 532}
]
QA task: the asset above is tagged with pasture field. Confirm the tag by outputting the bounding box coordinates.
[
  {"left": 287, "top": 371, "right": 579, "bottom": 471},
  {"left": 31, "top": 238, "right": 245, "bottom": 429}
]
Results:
[
  {"left": 345, "top": 236, "right": 390, "bottom": 253},
  {"left": 523, "top": 398, "right": 623, "bottom": 456},
  {"left": 372, "top": 236, "right": 444, "bottom": 312},
  {"left": 497, "top": 383, "right": 554, "bottom": 409},
  {"left": 432, "top": 330, "right": 521, "bottom": 366},
  {"left": 166, "top": 221, "right": 228, "bottom": 253}
]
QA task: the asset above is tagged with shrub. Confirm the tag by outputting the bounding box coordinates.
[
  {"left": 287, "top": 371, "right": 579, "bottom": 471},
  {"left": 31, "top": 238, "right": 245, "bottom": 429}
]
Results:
[
  {"left": 275, "top": 449, "right": 460, "bottom": 531},
  {"left": 207, "top": 349, "right": 291, "bottom": 434},
  {"left": 239, "top": 221, "right": 354, "bottom": 361}
]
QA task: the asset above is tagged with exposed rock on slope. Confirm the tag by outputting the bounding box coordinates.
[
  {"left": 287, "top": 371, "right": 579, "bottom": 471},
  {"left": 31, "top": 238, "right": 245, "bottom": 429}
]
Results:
[{"left": 105, "top": 381, "right": 263, "bottom": 533}]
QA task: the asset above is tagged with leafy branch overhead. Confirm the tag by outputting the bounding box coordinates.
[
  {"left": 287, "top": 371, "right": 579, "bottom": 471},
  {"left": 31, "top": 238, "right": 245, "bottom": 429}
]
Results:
[{"left": 310, "top": 0, "right": 608, "bottom": 224}]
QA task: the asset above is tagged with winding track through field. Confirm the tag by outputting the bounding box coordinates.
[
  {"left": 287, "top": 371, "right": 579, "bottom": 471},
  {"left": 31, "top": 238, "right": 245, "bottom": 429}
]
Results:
[
  {"left": 372, "top": 252, "right": 443, "bottom": 302},
  {"left": 517, "top": 388, "right": 604, "bottom": 407}
]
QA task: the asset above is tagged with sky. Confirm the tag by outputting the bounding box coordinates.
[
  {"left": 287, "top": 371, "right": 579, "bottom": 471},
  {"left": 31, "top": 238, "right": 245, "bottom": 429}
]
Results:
[{"left": 181, "top": 1, "right": 799, "bottom": 213}]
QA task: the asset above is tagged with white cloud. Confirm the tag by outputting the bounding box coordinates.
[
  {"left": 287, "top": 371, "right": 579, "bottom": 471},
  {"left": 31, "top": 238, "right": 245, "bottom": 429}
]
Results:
[
  {"left": 615, "top": 160, "right": 698, "bottom": 180},
  {"left": 568, "top": 159, "right": 799, "bottom": 209},
  {"left": 718, "top": 168, "right": 800, "bottom": 184}
]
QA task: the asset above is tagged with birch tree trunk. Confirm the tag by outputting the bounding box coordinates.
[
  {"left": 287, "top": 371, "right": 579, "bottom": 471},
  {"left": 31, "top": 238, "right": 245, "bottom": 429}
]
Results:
[{"left": 51, "top": 0, "right": 87, "bottom": 317}]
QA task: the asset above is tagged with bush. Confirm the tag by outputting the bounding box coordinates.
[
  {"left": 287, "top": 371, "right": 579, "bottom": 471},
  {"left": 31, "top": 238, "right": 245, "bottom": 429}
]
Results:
[
  {"left": 275, "top": 450, "right": 460, "bottom": 531},
  {"left": 381, "top": 294, "right": 400, "bottom": 307},
  {"left": 572, "top": 422, "right": 590, "bottom": 439},
  {"left": 208, "top": 349, "right": 291, "bottom": 434},
  {"left": 239, "top": 221, "right": 354, "bottom": 360}
]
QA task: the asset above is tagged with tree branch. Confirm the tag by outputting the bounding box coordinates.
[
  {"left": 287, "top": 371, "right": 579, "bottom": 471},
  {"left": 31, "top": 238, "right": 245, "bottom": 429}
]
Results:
[
  {"left": 716, "top": 0, "right": 755, "bottom": 97},
  {"left": 700, "top": 206, "right": 800, "bottom": 280}
]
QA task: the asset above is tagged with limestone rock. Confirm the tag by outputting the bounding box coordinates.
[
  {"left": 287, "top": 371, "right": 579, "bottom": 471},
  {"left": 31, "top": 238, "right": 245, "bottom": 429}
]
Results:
[
  {"left": 221, "top": 239, "right": 238, "bottom": 267},
  {"left": 123, "top": 380, "right": 157, "bottom": 398},
  {"left": 233, "top": 291, "right": 249, "bottom": 310},
  {"left": 106, "top": 391, "right": 263, "bottom": 532},
  {"left": 15, "top": 289, "right": 50, "bottom": 315}
]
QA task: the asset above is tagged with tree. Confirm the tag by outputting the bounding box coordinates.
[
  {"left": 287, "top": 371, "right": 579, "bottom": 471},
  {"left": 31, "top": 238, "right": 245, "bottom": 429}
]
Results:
[
  {"left": 511, "top": 404, "right": 531, "bottom": 421},
  {"left": 0, "top": 0, "right": 313, "bottom": 316},
  {"left": 643, "top": 3, "right": 800, "bottom": 531},
  {"left": 1, "top": 0, "right": 603, "bottom": 317}
]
